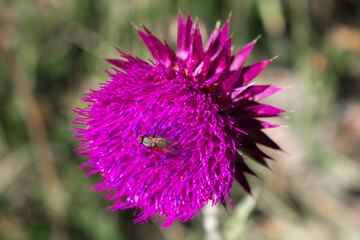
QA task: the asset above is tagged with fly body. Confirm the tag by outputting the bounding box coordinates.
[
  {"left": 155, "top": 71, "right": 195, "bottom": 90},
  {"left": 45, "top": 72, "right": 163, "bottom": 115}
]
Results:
[{"left": 138, "top": 135, "right": 171, "bottom": 148}]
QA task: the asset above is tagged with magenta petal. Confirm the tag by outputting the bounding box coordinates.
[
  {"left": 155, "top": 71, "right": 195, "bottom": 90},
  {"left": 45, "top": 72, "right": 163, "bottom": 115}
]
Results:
[
  {"left": 230, "top": 85, "right": 252, "bottom": 99},
  {"left": 222, "top": 71, "right": 241, "bottom": 94},
  {"left": 195, "top": 47, "right": 213, "bottom": 77},
  {"left": 177, "top": 13, "right": 193, "bottom": 61},
  {"left": 224, "top": 37, "right": 232, "bottom": 58},
  {"left": 204, "top": 23, "right": 219, "bottom": 53},
  {"left": 114, "top": 48, "right": 147, "bottom": 64},
  {"left": 210, "top": 46, "right": 230, "bottom": 74},
  {"left": 253, "top": 86, "right": 282, "bottom": 101},
  {"left": 219, "top": 21, "right": 229, "bottom": 45},
  {"left": 254, "top": 104, "right": 285, "bottom": 117},
  {"left": 253, "top": 120, "right": 280, "bottom": 129},
  {"left": 107, "top": 49, "right": 152, "bottom": 72},
  {"left": 206, "top": 23, "right": 230, "bottom": 64},
  {"left": 185, "top": 14, "right": 194, "bottom": 49},
  {"left": 138, "top": 29, "right": 173, "bottom": 66},
  {"left": 230, "top": 50, "right": 250, "bottom": 71},
  {"left": 106, "top": 59, "right": 132, "bottom": 70},
  {"left": 230, "top": 102, "right": 285, "bottom": 119},
  {"left": 229, "top": 37, "right": 258, "bottom": 71},
  {"left": 231, "top": 85, "right": 283, "bottom": 102},
  {"left": 231, "top": 85, "right": 269, "bottom": 100},
  {"left": 205, "top": 70, "right": 223, "bottom": 85},
  {"left": 234, "top": 101, "right": 285, "bottom": 117},
  {"left": 176, "top": 13, "right": 187, "bottom": 58},
  {"left": 163, "top": 39, "right": 178, "bottom": 63},
  {"left": 240, "top": 60, "right": 271, "bottom": 85},
  {"left": 193, "top": 57, "right": 209, "bottom": 77},
  {"left": 190, "top": 21, "right": 204, "bottom": 69}
]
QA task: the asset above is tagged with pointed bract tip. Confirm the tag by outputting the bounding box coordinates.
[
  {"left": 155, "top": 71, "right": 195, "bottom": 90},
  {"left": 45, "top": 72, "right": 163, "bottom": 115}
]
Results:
[
  {"left": 195, "top": 13, "right": 199, "bottom": 22},
  {"left": 186, "top": 11, "right": 191, "bottom": 20},
  {"left": 140, "top": 23, "right": 152, "bottom": 34},
  {"left": 252, "top": 34, "right": 262, "bottom": 43},
  {"left": 178, "top": 12, "right": 185, "bottom": 24},
  {"left": 109, "top": 44, "right": 119, "bottom": 51},
  {"left": 226, "top": 12, "right": 232, "bottom": 23},
  {"left": 178, "top": 12, "right": 184, "bottom": 21},
  {"left": 270, "top": 55, "right": 279, "bottom": 62},
  {"left": 215, "top": 20, "right": 221, "bottom": 29},
  {"left": 160, "top": 34, "right": 166, "bottom": 42},
  {"left": 282, "top": 85, "right": 294, "bottom": 89},
  {"left": 281, "top": 115, "right": 290, "bottom": 120},
  {"left": 114, "top": 47, "right": 128, "bottom": 57},
  {"left": 130, "top": 21, "right": 140, "bottom": 30},
  {"left": 269, "top": 84, "right": 283, "bottom": 90}
]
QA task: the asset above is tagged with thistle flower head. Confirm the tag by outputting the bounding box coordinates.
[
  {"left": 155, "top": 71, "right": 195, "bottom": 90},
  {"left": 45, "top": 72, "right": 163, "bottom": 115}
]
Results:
[{"left": 72, "top": 14, "right": 284, "bottom": 228}]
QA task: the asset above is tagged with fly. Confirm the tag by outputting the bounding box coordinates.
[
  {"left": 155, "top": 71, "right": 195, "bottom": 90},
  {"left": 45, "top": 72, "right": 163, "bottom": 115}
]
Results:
[{"left": 137, "top": 135, "right": 171, "bottom": 148}]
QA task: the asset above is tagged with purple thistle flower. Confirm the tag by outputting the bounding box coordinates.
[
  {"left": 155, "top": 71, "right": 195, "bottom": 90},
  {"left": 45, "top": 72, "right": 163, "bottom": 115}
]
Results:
[{"left": 71, "top": 14, "right": 284, "bottom": 228}]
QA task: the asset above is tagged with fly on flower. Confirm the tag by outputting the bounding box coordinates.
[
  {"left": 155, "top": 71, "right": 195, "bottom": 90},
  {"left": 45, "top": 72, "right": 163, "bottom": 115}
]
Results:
[
  {"left": 71, "top": 13, "right": 284, "bottom": 228},
  {"left": 137, "top": 135, "right": 171, "bottom": 148}
]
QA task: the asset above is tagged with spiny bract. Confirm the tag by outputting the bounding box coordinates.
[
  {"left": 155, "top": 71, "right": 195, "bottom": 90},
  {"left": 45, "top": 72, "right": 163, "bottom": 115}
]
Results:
[{"left": 71, "top": 13, "right": 284, "bottom": 228}]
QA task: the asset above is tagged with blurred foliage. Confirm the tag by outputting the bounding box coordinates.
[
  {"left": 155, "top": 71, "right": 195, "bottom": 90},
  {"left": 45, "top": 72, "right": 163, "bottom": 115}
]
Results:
[{"left": 0, "top": 0, "right": 360, "bottom": 240}]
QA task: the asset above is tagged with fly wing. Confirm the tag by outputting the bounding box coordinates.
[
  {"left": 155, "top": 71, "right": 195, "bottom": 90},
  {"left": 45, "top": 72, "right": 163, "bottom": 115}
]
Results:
[{"left": 153, "top": 137, "right": 171, "bottom": 148}]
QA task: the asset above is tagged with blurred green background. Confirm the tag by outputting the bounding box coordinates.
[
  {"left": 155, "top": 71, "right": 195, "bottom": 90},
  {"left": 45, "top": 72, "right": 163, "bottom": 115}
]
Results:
[{"left": 1, "top": 0, "right": 360, "bottom": 239}]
